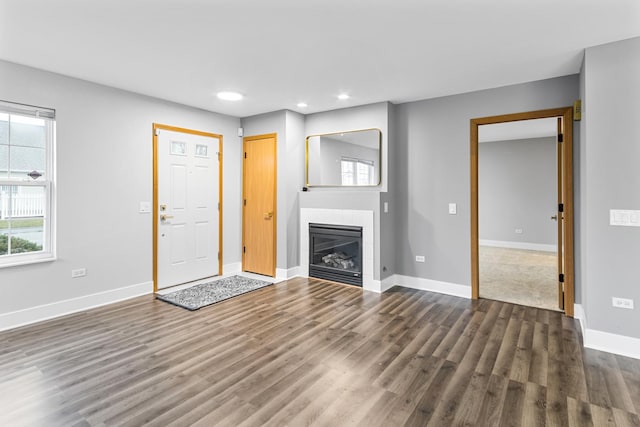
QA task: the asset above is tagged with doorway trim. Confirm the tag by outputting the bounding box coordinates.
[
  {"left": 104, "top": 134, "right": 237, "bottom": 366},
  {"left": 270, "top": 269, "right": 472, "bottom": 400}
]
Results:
[
  {"left": 470, "top": 107, "right": 574, "bottom": 317},
  {"left": 242, "top": 133, "right": 277, "bottom": 277},
  {"left": 152, "top": 123, "right": 223, "bottom": 292}
]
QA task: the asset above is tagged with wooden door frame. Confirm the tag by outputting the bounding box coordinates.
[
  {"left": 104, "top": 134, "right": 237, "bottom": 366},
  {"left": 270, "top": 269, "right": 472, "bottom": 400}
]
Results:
[
  {"left": 242, "top": 133, "right": 277, "bottom": 277},
  {"left": 470, "top": 107, "right": 574, "bottom": 317},
  {"left": 152, "top": 123, "right": 223, "bottom": 292}
]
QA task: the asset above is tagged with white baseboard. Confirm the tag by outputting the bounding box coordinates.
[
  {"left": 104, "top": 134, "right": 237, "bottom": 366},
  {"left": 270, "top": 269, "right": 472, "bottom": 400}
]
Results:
[
  {"left": 480, "top": 239, "right": 556, "bottom": 252},
  {"left": 380, "top": 275, "right": 396, "bottom": 293},
  {"left": 366, "top": 279, "right": 383, "bottom": 293},
  {"left": 390, "top": 274, "right": 471, "bottom": 299},
  {"left": 0, "top": 281, "right": 152, "bottom": 332},
  {"left": 574, "top": 303, "right": 587, "bottom": 338},
  {"left": 574, "top": 303, "right": 640, "bottom": 360},
  {"left": 276, "top": 266, "right": 301, "bottom": 281},
  {"left": 223, "top": 262, "right": 242, "bottom": 275},
  {"left": 287, "top": 266, "right": 301, "bottom": 278}
]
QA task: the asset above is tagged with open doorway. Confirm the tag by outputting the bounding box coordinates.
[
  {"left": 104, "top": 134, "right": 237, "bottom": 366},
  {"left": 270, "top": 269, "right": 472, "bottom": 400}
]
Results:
[
  {"left": 477, "top": 118, "right": 559, "bottom": 310},
  {"left": 470, "top": 107, "right": 574, "bottom": 316}
]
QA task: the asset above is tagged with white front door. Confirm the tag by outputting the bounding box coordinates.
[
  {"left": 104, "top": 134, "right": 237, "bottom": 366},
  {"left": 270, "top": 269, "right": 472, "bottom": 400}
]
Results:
[{"left": 156, "top": 127, "right": 221, "bottom": 290}]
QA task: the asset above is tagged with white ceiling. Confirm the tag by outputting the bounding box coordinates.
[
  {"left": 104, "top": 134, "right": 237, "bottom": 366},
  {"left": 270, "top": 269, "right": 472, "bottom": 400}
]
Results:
[{"left": 1, "top": 1, "right": 639, "bottom": 118}]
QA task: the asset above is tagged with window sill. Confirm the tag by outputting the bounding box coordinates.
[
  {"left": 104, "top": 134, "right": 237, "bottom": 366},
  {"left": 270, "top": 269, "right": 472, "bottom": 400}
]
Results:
[{"left": 0, "top": 253, "right": 56, "bottom": 269}]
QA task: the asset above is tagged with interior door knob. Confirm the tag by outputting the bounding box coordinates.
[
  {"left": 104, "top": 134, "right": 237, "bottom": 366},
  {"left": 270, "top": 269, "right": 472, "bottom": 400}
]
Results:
[
  {"left": 551, "top": 215, "right": 558, "bottom": 221},
  {"left": 160, "top": 214, "right": 174, "bottom": 221},
  {"left": 264, "top": 212, "right": 273, "bottom": 219}
]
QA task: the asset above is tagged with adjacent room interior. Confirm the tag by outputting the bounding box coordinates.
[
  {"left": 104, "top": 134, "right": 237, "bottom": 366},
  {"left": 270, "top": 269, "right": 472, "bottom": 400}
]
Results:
[
  {"left": 1, "top": 1, "right": 639, "bottom": 425},
  {"left": 478, "top": 118, "right": 561, "bottom": 311}
]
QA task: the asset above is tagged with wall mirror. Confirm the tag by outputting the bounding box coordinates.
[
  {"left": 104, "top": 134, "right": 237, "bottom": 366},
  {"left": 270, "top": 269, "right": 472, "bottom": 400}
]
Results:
[{"left": 306, "top": 128, "right": 381, "bottom": 187}]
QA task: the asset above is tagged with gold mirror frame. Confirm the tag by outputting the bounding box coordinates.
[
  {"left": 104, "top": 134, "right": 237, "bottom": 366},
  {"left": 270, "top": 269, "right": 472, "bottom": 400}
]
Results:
[{"left": 305, "top": 128, "right": 382, "bottom": 187}]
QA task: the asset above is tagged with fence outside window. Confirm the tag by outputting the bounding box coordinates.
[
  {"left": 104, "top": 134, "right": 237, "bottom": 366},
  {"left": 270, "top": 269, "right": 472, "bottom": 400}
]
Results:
[{"left": 0, "top": 190, "right": 45, "bottom": 219}]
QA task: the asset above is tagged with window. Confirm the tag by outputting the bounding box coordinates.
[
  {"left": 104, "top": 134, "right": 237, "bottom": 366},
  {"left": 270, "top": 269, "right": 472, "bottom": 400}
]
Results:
[
  {"left": 0, "top": 100, "right": 55, "bottom": 267},
  {"left": 341, "top": 157, "right": 375, "bottom": 185}
]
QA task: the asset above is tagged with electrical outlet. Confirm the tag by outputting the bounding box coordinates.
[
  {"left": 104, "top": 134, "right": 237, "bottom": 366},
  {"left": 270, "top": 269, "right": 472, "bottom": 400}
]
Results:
[
  {"left": 515, "top": 228, "right": 523, "bottom": 234},
  {"left": 448, "top": 203, "right": 457, "bottom": 215},
  {"left": 416, "top": 255, "right": 425, "bottom": 263},
  {"left": 71, "top": 268, "right": 87, "bottom": 278},
  {"left": 612, "top": 297, "right": 634, "bottom": 309}
]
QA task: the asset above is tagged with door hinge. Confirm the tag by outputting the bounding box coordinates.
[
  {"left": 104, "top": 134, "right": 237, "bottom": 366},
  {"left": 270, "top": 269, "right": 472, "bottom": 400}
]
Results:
[
  {"left": 558, "top": 133, "right": 564, "bottom": 143},
  {"left": 217, "top": 152, "right": 220, "bottom": 160},
  {"left": 559, "top": 273, "right": 565, "bottom": 283},
  {"left": 243, "top": 246, "right": 246, "bottom": 253},
  {"left": 155, "top": 128, "right": 160, "bottom": 136},
  {"left": 218, "top": 252, "right": 220, "bottom": 260},
  {"left": 217, "top": 202, "right": 220, "bottom": 210},
  {"left": 244, "top": 152, "right": 247, "bottom": 159},
  {"left": 243, "top": 199, "right": 247, "bottom": 206},
  {"left": 573, "top": 99, "right": 582, "bottom": 121},
  {"left": 559, "top": 203, "right": 564, "bottom": 213}
]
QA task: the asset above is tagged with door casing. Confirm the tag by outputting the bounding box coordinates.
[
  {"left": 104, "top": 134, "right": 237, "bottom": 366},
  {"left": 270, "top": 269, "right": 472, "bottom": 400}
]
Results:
[
  {"left": 470, "top": 107, "right": 574, "bottom": 317},
  {"left": 153, "top": 123, "right": 223, "bottom": 292}
]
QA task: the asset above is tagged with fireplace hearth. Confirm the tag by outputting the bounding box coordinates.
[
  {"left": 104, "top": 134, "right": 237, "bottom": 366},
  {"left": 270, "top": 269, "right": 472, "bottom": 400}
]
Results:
[{"left": 309, "top": 223, "right": 363, "bottom": 286}]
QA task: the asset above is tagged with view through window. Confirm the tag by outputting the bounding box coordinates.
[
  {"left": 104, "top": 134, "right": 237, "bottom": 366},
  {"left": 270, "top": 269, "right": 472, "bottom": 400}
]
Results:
[
  {"left": 0, "top": 101, "right": 55, "bottom": 266},
  {"left": 340, "top": 157, "right": 375, "bottom": 185}
]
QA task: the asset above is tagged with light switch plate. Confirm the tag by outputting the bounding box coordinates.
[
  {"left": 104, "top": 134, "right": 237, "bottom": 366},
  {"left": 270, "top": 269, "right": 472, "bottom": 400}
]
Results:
[
  {"left": 448, "top": 203, "right": 457, "bottom": 215},
  {"left": 139, "top": 201, "right": 151, "bottom": 213},
  {"left": 384, "top": 202, "right": 389, "bottom": 213},
  {"left": 610, "top": 209, "right": 640, "bottom": 227}
]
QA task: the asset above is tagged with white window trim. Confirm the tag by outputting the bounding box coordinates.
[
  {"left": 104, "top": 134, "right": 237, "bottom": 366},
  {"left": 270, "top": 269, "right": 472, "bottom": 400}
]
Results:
[{"left": 0, "top": 107, "right": 56, "bottom": 268}]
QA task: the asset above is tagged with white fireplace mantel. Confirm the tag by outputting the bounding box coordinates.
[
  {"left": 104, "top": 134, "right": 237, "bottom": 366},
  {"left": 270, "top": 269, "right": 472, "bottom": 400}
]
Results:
[{"left": 300, "top": 208, "right": 378, "bottom": 292}]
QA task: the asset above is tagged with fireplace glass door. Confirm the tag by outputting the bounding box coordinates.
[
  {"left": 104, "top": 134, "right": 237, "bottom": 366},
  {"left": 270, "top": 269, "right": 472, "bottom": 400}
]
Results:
[{"left": 309, "top": 223, "right": 362, "bottom": 286}]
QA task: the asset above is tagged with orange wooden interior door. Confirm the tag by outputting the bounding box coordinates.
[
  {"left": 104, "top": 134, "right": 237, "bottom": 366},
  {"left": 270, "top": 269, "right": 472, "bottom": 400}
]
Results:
[{"left": 242, "top": 134, "right": 277, "bottom": 277}]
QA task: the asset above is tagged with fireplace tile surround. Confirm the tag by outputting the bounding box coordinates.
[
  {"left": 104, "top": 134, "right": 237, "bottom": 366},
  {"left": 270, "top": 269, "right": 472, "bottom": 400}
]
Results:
[{"left": 300, "top": 208, "right": 377, "bottom": 292}]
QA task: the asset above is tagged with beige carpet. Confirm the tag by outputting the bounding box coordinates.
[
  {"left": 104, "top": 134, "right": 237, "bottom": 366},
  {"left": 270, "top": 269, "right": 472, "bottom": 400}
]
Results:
[{"left": 479, "top": 246, "right": 561, "bottom": 311}]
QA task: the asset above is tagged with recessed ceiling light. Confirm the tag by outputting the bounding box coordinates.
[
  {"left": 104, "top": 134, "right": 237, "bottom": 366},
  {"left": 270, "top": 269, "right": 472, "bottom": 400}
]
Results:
[
  {"left": 217, "top": 91, "right": 243, "bottom": 101},
  {"left": 338, "top": 93, "right": 350, "bottom": 100},
  {"left": 297, "top": 102, "right": 308, "bottom": 108}
]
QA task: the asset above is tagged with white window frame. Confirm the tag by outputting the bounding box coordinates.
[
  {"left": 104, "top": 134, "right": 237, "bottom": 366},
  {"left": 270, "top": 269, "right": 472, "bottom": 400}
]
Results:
[{"left": 0, "top": 101, "right": 56, "bottom": 268}]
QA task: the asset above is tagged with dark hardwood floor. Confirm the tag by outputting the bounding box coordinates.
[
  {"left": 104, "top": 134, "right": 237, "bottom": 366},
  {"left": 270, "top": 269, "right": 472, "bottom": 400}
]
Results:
[{"left": 1, "top": 277, "right": 639, "bottom": 426}]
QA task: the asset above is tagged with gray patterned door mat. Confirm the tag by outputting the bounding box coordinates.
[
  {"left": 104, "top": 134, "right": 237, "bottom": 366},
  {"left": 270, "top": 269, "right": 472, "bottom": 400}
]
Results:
[{"left": 156, "top": 275, "right": 272, "bottom": 310}]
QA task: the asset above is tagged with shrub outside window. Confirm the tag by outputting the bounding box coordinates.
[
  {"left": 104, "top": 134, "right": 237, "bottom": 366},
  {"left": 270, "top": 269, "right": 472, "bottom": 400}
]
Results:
[{"left": 0, "top": 101, "right": 55, "bottom": 267}]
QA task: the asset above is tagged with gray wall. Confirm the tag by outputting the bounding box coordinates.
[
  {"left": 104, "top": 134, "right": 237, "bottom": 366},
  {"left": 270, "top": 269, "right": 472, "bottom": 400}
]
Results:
[
  {"left": 305, "top": 102, "right": 389, "bottom": 192},
  {"left": 581, "top": 37, "right": 640, "bottom": 338},
  {"left": 300, "top": 102, "right": 391, "bottom": 281},
  {"left": 0, "top": 59, "right": 242, "bottom": 314},
  {"left": 479, "top": 137, "right": 557, "bottom": 246},
  {"left": 284, "top": 111, "right": 306, "bottom": 268},
  {"left": 393, "top": 75, "right": 579, "bottom": 286},
  {"left": 380, "top": 103, "right": 398, "bottom": 280},
  {"left": 576, "top": 60, "right": 586, "bottom": 306},
  {"left": 241, "top": 110, "right": 305, "bottom": 271},
  {"left": 240, "top": 111, "right": 288, "bottom": 271}
]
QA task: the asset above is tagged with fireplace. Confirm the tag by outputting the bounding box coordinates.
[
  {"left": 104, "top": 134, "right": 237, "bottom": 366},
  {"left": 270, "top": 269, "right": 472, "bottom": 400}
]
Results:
[{"left": 309, "top": 223, "right": 363, "bottom": 286}]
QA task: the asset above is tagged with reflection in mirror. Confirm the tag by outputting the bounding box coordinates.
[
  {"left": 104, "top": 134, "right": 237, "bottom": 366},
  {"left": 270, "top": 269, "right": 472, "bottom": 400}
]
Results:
[{"left": 306, "top": 128, "right": 381, "bottom": 187}]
